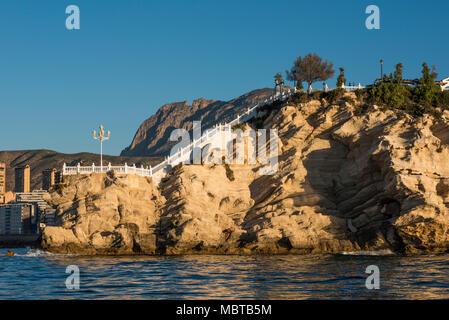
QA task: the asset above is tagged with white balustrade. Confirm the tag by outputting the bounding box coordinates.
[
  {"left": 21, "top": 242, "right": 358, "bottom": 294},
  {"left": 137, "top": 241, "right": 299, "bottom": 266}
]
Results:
[{"left": 63, "top": 84, "right": 365, "bottom": 179}]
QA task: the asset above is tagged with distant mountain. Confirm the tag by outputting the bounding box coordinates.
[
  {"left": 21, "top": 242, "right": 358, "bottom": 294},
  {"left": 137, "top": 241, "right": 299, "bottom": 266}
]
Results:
[
  {"left": 0, "top": 150, "right": 162, "bottom": 192},
  {"left": 120, "top": 88, "right": 275, "bottom": 157}
]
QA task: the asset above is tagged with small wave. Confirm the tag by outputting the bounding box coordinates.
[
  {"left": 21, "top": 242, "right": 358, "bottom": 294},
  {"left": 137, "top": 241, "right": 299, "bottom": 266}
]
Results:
[
  {"left": 338, "top": 249, "right": 395, "bottom": 256},
  {"left": 13, "top": 248, "right": 76, "bottom": 257}
]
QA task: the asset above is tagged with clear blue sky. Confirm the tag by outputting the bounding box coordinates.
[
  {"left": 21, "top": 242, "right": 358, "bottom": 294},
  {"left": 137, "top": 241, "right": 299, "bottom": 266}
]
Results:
[{"left": 1, "top": 0, "right": 448, "bottom": 155}]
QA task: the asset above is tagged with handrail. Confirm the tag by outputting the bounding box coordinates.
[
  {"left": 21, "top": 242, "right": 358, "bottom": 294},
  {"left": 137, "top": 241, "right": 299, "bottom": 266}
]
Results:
[{"left": 62, "top": 84, "right": 365, "bottom": 178}]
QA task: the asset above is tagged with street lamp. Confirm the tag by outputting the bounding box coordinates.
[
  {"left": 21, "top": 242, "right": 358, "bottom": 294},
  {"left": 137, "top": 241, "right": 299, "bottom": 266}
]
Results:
[
  {"left": 92, "top": 125, "right": 110, "bottom": 172},
  {"left": 380, "top": 59, "right": 384, "bottom": 81}
]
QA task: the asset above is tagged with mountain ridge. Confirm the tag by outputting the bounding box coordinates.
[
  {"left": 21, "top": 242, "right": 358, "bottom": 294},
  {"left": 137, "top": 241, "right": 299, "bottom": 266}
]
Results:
[{"left": 120, "top": 88, "right": 276, "bottom": 157}]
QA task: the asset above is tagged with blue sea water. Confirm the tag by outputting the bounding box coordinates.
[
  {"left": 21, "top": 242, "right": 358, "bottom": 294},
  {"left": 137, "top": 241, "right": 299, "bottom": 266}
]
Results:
[{"left": 0, "top": 247, "right": 448, "bottom": 300}]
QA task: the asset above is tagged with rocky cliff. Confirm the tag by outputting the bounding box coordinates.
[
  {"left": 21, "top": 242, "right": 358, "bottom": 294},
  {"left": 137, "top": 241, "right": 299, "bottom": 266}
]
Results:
[
  {"left": 41, "top": 93, "right": 449, "bottom": 255},
  {"left": 120, "top": 88, "right": 274, "bottom": 157}
]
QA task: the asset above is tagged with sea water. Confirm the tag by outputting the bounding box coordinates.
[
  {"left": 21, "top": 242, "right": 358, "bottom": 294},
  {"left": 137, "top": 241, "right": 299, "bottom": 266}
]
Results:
[{"left": 0, "top": 247, "right": 448, "bottom": 299}]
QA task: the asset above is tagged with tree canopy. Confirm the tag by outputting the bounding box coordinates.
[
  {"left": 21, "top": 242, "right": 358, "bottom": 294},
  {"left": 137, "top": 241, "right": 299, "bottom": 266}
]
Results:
[
  {"left": 274, "top": 72, "right": 284, "bottom": 84},
  {"left": 368, "top": 61, "right": 448, "bottom": 116},
  {"left": 394, "top": 63, "right": 403, "bottom": 83},
  {"left": 286, "top": 53, "right": 335, "bottom": 92},
  {"left": 336, "top": 67, "right": 346, "bottom": 87}
]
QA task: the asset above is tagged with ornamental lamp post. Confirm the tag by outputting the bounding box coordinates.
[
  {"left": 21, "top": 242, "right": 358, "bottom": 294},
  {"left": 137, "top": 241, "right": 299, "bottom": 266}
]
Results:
[
  {"left": 380, "top": 59, "right": 384, "bottom": 82},
  {"left": 92, "top": 125, "right": 110, "bottom": 172}
]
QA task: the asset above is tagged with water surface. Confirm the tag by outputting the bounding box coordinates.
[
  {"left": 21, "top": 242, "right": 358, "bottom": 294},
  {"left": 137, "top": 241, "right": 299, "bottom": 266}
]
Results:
[{"left": 1, "top": 248, "right": 448, "bottom": 299}]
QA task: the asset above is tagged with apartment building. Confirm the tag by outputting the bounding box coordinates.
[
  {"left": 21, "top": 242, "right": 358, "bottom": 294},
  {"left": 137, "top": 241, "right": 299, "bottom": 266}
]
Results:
[
  {"left": 0, "top": 162, "right": 5, "bottom": 204},
  {"left": 14, "top": 165, "right": 30, "bottom": 193},
  {"left": 0, "top": 203, "right": 36, "bottom": 235}
]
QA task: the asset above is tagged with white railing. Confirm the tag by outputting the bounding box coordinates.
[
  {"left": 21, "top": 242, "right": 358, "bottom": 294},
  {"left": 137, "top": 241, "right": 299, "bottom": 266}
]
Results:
[
  {"left": 62, "top": 162, "right": 153, "bottom": 177},
  {"left": 62, "top": 83, "right": 365, "bottom": 179},
  {"left": 441, "top": 77, "right": 449, "bottom": 91}
]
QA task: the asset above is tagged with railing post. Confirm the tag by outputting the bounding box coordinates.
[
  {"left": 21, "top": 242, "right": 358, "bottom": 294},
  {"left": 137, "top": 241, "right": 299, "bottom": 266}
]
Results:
[
  {"left": 149, "top": 165, "right": 152, "bottom": 176},
  {"left": 124, "top": 162, "right": 128, "bottom": 173},
  {"left": 77, "top": 163, "right": 80, "bottom": 174},
  {"left": 92, "top": 163, "right": 95, "bottom": 173},
  {"left": 63, "top": 163, "right": 66, "bottom": 175},
  {"left": 108, "top": 162, "right": 111, "bottom": 171}
]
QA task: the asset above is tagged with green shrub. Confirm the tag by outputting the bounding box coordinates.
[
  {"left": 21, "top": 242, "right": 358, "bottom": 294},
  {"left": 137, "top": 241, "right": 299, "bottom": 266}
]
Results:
[
  {"left": 368, "top": 82, "right": 413, "bottom": 109},
  {"left": 355, "top": 89, "right": 364, "bottom": 100},
  {"left": 247, "top": 99, "right": 283, "bottom": 129},
  {"left": 437, "top": 90, "right": 449, "bottom": 110},
  {"left": 367, "top": 81, "right": 444, "bottom": 118},
  {"left": 353, "top": 104, "right": 368, "bottom": 116},
  {"left": 310, "top": 91, "right": 322, "bottom": 100},
  {"left": 288, "top": 92, "right": 309, "bottom": 105},
  {"left": 232, "top": 123, "right": 246, "bottom": 131},
  {"left": 172, "top": 162, "right": 183, "bottom": 173},
  {"left": 323, "top": 88, "right": 345, "bottom": 104},
  {"left": 343, "top": 96, "right": 355, "bottom": 105}
]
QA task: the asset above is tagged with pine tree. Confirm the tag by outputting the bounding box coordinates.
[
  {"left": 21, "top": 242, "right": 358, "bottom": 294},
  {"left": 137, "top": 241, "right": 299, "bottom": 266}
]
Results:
[
  {"left": 416, "top": 62, "right": 441, "bottom": 107},
  {"left": 286, "top": 53, "right": 335, "bottom": 93},
  {"left": 394, "top": 63, "right": 403, "bottom": 84}
]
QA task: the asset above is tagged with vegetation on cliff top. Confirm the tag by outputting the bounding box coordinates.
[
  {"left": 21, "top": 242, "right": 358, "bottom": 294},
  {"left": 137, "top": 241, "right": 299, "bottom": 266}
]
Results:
[
  {"left": 286, "top": 53, "right": 335, "bottom": 92},
  {"left": 282, "top": 55, "right": 449, "bottom": 118},
  {"left": 367, "top": 62, "right": 449, "bottom": 117}
]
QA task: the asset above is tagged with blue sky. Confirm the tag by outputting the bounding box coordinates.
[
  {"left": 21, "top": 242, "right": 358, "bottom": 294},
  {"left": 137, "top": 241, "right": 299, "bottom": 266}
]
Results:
[{"left": 0, "top": 0, "right": 448, "bottom": 155}]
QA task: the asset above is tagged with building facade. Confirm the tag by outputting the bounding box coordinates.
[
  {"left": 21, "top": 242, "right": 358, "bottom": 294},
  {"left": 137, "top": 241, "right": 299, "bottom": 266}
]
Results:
[
  {"left": 0, "top": 162, "right": 5, "bottom": 204},
  {"left": 4, "top": 192, "right": 16, "bottom": 204},
  {"left": 42, "top": 168, "right": 63, "bottom": 191},
  {"left": 16, "top": 190, "right": 54, "bottom": 229},
  {"left": 15, "top": 190, "right": 50, "bottom": 213},
  {"left": 14, "top": 165, "right": 30, "bottom": 193},
  {"left": 0, "top": 203, "right": 36, "bottom": 235}
]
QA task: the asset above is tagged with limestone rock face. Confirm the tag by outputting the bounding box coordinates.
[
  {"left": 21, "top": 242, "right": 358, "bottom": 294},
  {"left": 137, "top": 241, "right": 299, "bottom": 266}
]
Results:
[
  {"left": 42, "top": 98, "right": 449, "bottom": 255},
  {"left": 157, "top": 165, "right": 257, "bottom": 254},
  {"left": 41, "top": 172, "right": 161, "bottom": 254}
]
